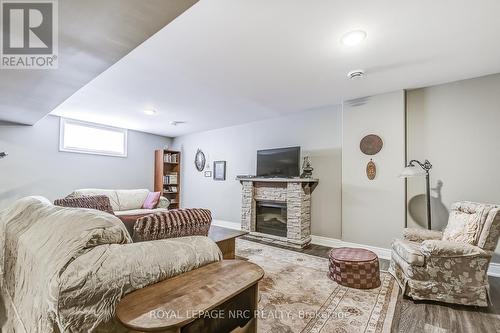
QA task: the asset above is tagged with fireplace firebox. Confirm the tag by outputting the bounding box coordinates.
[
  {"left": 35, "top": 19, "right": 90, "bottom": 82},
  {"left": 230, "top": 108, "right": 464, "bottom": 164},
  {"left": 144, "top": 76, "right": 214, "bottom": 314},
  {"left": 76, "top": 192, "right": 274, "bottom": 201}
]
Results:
[{"left": 255, "top": 200, "right": 287, "bottom": 237}]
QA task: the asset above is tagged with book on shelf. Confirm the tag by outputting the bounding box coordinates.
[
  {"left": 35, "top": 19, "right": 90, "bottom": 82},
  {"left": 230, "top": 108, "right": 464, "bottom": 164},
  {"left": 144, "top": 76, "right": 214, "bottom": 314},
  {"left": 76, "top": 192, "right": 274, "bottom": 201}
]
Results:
[
  {"left": 163, "top": 153, "right": 179, "bottom": 163},
  {"left": 163, "top": 172, "right": 178, "bottom": 185}
]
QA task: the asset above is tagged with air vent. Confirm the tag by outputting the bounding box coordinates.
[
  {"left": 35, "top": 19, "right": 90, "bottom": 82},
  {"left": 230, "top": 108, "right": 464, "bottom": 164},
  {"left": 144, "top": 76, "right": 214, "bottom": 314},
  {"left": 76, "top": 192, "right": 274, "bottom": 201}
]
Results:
[{"left": 347, "top": 70, "right": 366, "bottom": 79}]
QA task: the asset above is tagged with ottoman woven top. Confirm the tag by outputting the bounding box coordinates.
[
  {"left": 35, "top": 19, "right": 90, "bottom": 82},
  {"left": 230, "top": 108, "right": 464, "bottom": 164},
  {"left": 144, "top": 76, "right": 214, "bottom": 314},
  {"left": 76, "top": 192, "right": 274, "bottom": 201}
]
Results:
[{"left": 329, "top": 247, "right": 377, "bottom": 262}]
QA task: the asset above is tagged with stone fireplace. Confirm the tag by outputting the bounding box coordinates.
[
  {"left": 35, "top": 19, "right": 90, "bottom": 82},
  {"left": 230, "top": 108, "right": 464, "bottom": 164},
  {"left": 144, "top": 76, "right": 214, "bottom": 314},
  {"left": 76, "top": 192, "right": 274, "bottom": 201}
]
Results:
[{"left": 239, "top": 178, "right": 318, "bottom": 248}]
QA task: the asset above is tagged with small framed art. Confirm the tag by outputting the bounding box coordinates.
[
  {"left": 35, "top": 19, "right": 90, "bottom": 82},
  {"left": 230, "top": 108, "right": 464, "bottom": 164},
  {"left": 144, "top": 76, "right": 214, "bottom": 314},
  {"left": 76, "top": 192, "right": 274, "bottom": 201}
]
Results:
[{"left": 213, "top": 161, "right": 226, "bottom": 181}]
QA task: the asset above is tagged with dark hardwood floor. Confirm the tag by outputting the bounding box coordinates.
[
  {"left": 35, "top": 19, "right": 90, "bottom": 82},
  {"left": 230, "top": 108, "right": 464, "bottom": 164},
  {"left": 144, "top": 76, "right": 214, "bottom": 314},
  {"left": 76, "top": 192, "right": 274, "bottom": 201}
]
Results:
[{"left": 242, "top": 237, "right": 500, "bottom": 333}]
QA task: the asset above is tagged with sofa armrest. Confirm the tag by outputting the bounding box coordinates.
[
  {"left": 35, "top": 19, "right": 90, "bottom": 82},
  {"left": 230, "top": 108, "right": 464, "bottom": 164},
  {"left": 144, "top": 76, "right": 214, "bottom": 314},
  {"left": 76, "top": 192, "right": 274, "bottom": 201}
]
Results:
[
  {"left": 420, "top": 240, "right": 488, "bottom": 258},
  {"left": 402, "top": 228, "right": 442, "bottom": 243}
]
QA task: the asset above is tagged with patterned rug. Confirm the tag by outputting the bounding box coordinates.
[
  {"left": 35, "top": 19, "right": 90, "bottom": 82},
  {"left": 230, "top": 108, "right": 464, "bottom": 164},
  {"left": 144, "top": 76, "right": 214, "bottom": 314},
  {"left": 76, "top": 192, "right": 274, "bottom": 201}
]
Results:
[{"left": 235, "top": 239, "right": 399, "bottom": 333}]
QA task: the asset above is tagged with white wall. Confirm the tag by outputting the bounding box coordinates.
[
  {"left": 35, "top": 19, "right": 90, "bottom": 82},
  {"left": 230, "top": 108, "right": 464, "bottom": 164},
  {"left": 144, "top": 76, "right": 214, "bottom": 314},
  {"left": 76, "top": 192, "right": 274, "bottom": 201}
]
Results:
[
  {"left": 0, "top": 115, "right": 170, "bottom": 209},
  {"left": 342, "top": 91, "right": 406, "bottom": 248},
  {"left": 407, "top": 73, "right": 500, "bottom": 262},
  {"left": 172, "top": 106, "right": 343, "bottom": 239}
]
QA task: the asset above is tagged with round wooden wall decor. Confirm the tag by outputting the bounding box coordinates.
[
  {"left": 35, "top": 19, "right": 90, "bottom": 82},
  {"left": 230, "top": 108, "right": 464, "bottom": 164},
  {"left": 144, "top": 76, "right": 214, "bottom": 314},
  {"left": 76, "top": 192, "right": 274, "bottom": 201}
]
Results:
[
  {"left": 360, "top": 134, "right": 383, "bottom": 155},
  {"left": 366, "top": 159, "right": 376, "bottom": 180}
]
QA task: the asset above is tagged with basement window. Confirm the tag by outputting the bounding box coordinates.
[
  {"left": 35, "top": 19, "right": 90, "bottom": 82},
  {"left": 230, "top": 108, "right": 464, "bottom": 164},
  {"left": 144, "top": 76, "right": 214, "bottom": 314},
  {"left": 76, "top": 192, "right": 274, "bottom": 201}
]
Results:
[{"left": 59, "top": 118, "right": 128, "bottom": 157}]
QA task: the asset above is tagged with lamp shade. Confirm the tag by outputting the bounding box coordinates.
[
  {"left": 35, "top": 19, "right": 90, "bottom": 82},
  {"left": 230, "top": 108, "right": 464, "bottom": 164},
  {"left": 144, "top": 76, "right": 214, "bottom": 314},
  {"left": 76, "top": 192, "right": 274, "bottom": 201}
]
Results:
[{"left": 399, "top": 165, "right": 425, "bottom": 178}]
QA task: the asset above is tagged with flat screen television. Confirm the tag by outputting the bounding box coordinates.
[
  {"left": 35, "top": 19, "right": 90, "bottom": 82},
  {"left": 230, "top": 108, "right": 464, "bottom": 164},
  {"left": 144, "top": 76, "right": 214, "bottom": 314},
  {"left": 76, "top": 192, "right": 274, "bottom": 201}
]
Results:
[{"left": 257, "top": 146, "right": 300, "bottom": 178}]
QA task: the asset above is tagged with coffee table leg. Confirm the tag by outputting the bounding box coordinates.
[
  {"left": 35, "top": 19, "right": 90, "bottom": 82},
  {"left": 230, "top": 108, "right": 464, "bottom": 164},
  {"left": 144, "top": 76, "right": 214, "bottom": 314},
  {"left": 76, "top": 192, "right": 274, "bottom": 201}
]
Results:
[
  {"left": 250, "top": 282, "right": 259, "bottom": 333},
  {"left": 217, "top": 238, "right": 236, "bottom": 259},
  {"left": 234, "top": 318, "right": 256, "bottom": 333},
  {"left": 231, "top": 283, "right": 258, "bottom": 333}
]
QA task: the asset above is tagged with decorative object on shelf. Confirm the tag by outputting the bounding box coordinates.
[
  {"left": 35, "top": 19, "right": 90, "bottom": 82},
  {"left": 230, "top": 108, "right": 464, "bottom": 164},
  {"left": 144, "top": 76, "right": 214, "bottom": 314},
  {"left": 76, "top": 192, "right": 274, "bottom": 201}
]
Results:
[
  {"left": 400, "top": 159, "right": 433, "bottom": 230},
  {"left": 204, "top": 171, "right": 212, "bottom": 177},
  {"left": 300, "top": 156, "right": 314, "bottom": 178},
  {"left": 0, "top": 152, "right": 7, "bottom": 159},
  {"left": 194, "top": 149, "right": 206, "bottom": 171},
  {"left": 360, "top": 134, "right": 383, "bottom": 155},
  {"left": 366, "top": 159, "right": 376, "bottom": 180},
  {"left": 213, "top": 161, "right": 226, "bottom": 181}
]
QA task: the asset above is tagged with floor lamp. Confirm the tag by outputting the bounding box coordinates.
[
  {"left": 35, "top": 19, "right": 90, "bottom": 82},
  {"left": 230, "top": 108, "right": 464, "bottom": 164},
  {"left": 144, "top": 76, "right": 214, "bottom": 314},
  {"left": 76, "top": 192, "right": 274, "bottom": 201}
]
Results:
[{"left": 400, "top": 159, "right": 433, "bottom": 230}]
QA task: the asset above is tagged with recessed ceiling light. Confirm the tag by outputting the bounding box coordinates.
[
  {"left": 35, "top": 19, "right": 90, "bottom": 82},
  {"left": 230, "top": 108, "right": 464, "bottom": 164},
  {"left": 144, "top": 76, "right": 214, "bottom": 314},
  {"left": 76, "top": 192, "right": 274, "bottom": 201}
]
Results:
[
  {"left": 341, "top": 30, "right": 367, "bottom": 46},
  {"left": 143, "top": 109, "right": 157, "bottom": 115},
  {"left": 347, "top": 70, "right": 366, "bottom": 79}
]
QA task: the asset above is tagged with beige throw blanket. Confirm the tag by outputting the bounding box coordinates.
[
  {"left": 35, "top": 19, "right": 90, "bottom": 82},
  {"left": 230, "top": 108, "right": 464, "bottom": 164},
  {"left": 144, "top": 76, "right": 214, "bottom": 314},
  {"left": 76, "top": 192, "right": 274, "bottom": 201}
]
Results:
[{"left": 0, "top": 197, "right": 222, "bottom": 332}]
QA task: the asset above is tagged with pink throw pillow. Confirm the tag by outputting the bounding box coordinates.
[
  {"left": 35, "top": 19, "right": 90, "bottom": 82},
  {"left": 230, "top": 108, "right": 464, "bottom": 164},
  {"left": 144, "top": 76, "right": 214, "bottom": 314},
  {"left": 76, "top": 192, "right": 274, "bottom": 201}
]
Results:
[{"left": 143, "top": 191, "right": 161, "bottom": 209}]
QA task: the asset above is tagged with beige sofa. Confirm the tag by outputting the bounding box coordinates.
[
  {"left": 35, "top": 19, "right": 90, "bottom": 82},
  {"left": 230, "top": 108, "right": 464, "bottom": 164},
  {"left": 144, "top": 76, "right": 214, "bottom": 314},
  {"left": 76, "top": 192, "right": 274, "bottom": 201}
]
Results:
[{"left": 69, "top": 188, "right": 170, "bottom": 215}]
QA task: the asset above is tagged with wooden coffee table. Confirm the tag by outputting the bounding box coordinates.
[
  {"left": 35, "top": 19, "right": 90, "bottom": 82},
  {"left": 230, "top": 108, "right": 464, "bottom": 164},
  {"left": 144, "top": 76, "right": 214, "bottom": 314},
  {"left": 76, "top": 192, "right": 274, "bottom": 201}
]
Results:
[
  {"left": 116, "top": 260, "right": 264, "bottom": 333},
  {"left": 208, "top": 225, "right": 248, "bottom": 259}
]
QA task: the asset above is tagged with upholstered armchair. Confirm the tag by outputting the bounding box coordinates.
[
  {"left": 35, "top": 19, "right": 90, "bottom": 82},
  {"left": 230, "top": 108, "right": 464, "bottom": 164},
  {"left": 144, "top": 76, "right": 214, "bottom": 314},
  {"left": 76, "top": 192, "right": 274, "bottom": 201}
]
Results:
[{"left": 389, "top": 201, "right": 500, "bottom": 307}]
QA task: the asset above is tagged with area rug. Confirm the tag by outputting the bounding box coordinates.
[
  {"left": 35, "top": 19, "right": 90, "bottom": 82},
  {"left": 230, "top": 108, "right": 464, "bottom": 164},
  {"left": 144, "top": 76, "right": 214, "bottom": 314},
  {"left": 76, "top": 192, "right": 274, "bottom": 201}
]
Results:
[{"left": 235, "top": 239, "right": 399, "bottom": 333}]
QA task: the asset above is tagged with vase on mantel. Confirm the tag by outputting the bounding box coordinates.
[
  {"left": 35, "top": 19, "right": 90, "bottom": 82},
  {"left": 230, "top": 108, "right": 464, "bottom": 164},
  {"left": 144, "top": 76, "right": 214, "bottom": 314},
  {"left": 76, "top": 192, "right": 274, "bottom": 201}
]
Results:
[{"left": 300, "top": 156, "right": 313, "bottom": 178}]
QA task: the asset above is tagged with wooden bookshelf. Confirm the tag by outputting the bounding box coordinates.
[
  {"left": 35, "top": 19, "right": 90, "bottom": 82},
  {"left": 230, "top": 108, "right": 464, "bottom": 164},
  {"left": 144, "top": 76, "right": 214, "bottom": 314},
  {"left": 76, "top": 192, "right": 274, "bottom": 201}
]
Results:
[{"left": 154, "top": 149, "right": 181, "bottom": 209}]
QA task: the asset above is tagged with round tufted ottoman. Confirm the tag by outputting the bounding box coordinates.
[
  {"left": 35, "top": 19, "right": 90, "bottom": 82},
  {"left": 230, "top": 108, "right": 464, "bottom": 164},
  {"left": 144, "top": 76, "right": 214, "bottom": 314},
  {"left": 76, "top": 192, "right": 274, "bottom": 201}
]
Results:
[{"left": 328, "top": 247, "right": 381, "bottom": 289}]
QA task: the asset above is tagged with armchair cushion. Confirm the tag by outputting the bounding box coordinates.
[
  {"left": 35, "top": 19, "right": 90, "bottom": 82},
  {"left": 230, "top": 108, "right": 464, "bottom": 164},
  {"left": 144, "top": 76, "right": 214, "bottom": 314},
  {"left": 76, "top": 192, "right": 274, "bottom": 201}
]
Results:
[
  {"left": 402, "top": 228, "right": 442, "bottom": 243},
  {"left": 442, "top": 202, "right": 489, "bottom": 245},
  {"left": 392, "top": 239, "right": 425, "bottom": 266},
  {"left": 420, "top": 240, "right": 487, "bottom": 257}
]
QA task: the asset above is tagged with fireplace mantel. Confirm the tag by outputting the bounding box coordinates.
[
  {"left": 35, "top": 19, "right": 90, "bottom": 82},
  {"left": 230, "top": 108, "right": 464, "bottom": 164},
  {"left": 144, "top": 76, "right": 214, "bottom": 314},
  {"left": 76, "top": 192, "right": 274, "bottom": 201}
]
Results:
[
  {"left": 237, "top": 177, "right": 319, "bottom": 193},
  {"left": 237, "top": 177, "right": 319, "bottom": 183},
  {"left": 239, "top": 177, "right": 319, "bottom": 248}
]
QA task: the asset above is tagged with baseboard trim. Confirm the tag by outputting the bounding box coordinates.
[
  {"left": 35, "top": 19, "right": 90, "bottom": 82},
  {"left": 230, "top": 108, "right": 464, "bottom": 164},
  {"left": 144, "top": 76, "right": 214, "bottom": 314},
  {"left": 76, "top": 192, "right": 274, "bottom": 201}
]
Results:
[
  {"left": 489, "top": 263, "right": 500, "bottom": 277},
  {"left": 211, "top": 220, "right": 500, "bottom": 277},
  {"left": 212, "top": 219, "right": 242, "bottom": 230},
  {"left": 310, "top": 235, "right": 392, "bottom": 260}
]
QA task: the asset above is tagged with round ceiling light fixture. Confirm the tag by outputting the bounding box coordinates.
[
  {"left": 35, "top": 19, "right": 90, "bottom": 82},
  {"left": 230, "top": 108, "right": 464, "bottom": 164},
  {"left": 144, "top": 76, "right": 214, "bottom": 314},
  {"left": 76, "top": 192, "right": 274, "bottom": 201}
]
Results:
[
  {"left": 169, "top": 121, "right": 186, "bottom": 126},
  {"left": 341, "top": 30, "right": 367, "bottom": 46},
  {"left": 143, "top": 109, "right": 157, "bottom": 115},
  {"left": 347, "top": 69, "right": 366, "bottom": 79}
]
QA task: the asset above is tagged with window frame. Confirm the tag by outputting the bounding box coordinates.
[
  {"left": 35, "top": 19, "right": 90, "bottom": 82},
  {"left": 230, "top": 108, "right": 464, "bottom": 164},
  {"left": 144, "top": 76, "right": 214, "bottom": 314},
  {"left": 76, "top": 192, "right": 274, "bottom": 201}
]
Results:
[{"left": 59, "top": 118, "right": 128, "bottom": 158}]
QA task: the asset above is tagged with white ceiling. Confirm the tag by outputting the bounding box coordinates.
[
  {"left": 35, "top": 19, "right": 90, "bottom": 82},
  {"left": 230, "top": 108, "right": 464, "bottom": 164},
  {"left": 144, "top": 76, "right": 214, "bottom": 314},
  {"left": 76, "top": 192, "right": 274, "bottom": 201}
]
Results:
[
  {"left": 52, "top": 0, "right": 500, "bottom": 137},
  {"left": 0, "top": 0, "right": 197, "bottom": 125}
]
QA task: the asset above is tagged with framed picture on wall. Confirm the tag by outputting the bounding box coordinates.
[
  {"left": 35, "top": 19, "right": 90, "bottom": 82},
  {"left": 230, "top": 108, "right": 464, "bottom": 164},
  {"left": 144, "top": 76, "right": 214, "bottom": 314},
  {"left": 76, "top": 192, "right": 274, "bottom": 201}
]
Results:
[{"left": 213, "top": 161, "right": 226, "bottom": 181}]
